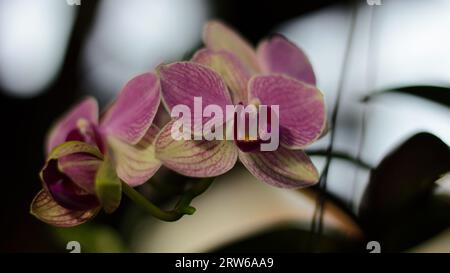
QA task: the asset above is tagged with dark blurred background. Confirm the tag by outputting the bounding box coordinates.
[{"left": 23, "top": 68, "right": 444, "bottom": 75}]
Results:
[{"left": 1, "top": 0, "right": 449, "bottom": 252}]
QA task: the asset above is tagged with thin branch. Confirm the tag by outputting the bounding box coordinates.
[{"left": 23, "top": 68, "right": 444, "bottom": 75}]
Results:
[
  {"left": 310, "top": 1, "right": 359, "bottom": 250},
  {"left": 307, "top": 149, "right": 373, "bottom": 169},
  {"left": 122, "top": 177, "right": 214, "bottom": 222}
]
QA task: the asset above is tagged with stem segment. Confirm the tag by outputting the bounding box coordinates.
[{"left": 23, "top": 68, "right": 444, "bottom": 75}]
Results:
[
  {"left": 307, "top": 150, "right": 373, "bottom": 169},
  {"left": 121, "top": 177, "right": 214, "bottom": 222}
]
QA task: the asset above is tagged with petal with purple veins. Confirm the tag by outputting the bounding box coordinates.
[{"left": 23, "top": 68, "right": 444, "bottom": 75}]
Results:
[
  {"left": 30, "top": 190, "right": 99, "bottom": 227},
  {"left": 157, "top": 62, "right": 232, "bottom": 111},
  {"left": 41, "top": 141, "right": 103, "bottom": 210},
  {"left": 203, "top": 20, "right": 261, "bottom": 73},
  {"left": 238, "top": 147, "right": 319, "bottom": 188},
  {"left": 64, "top": 119, "right": 107, "bottom": 153},
  {"left": 249, "top": 74, "right": 326, "bottom": 149},
  {"left": 100, "top": 73, "right": 161, "bottom": 145},
  {"left": 108, "top": 124, "right": 161, "bottom": 187},
  {"left": 46, "top": 97, "right": 99, "bottom": 155},
  {"left": 257, "top": 35, "right": 316, "bottom": 85},
  {"left": 47, "top": 140, "right": 103, "bottom": 161},
  {"left": 157, "top": 62, "right": 232, "bottom": 133},
  {"left": 192, "top": 48, "right": 251, "bottom": 104},
  {"left": 58, "top": 153, "right": 102, "bottom": 193},
  {"left": 41, "top": 159, "right": 99, "bottom": 211},
  {"left": 155, "top": 119, "right": 238, "bottom": 177}
]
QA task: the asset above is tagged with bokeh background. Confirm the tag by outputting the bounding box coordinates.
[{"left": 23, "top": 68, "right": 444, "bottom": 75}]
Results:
[{"left": 1, "top": 0, "right": 449, "bottom": 252}]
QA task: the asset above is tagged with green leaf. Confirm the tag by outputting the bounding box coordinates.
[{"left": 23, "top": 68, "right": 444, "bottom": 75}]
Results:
[
  {"left": 370, "top": 194, "right": 450, "bottom": 251},
  {"left": 213, "top": 223, "right": 364, "bottom": 252},
  {"left": 359, "top": 132, "right": 450, "bottom": 251},
  {"left": 360, "top": 132, "right": 450, "bottom": 215},
  {"left": 95, "top": 156, "right": 122, "bottom": 213},
  {"left": 363, "top": 85, "right": 450, "bottom": 107}
]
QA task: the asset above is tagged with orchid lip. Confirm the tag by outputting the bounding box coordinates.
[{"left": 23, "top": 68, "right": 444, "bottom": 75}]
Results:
[
  {"left": 235, "top": 138, "right": 264, "bottom": 153},
  {"left": 65, "top": 120, "right": 106, "bottom": 154},
  {"left": 233, "top": 103, "right": 274, "bottom": 153},
  {"left": 42, "top": 160, "right": 99, "bottom": 211}
]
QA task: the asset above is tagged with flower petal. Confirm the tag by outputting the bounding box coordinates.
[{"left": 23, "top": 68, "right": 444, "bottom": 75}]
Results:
[
  {"left": 46, "top": 97, "right": 98, "bottom": 155},
  {"left": 41, "top": 141, "right": 103, "bottom": 210},
  {"left": 58, "top": 153, "right": 102, "bottom": 193},
  {"left": 153, "top": 103, "right": 172, "bottom": 129},
  {"left": 155, "top": 119, "right": 238, "bottom": 177},
  {"left": 157, "top": 62, "right": 232, "bottom": 134},
  {"left": 30, "top": 190, "right": 98, "bottom": 227},
  {"left": 238, "top": 147, "right": 319, "bottom": 188},
  {"left": 100, "top": 73, "right": 161, "bottom": 145},
  {"left": 203, "top": 20, "right": 260, "bottom": 73},
  {"left": 64, "top": 119, "right": 106, "bottom": 153},
  {"left": 42, "top": 160, "right": 99, "bottom": 211},
  {"left": 257, "top": 35, "right": 316, "bottom": 85},
  {"left": 158, "top": 61, "right": 232, "bottom": 111},
  {"left": 108, "top": 124, "right": 161, "bottom": 187},
  {"left": 192, "top": 48, "right": 251, "bottom": 103},
  {"left": 47, "top": 140, "right": 103, "bottom": 161},
  {"left": 248, "top": 74, "right": 326, "bottom": 149}
]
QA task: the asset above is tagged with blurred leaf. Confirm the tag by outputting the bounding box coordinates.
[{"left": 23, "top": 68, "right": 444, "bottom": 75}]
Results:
[
  {"left": 213, "top": 187, "right": 365, "bottom": 253},
  {"left": 213, "top": 223, "right": 364, "bottom": 253},
  {"left": 359, "top": 132, "right": 450, "bottom": 251},
  {"left": 360, "top": 132, "right": 449, "bottom": 214},
  {"left": 95, "top": 156, "right": 122, "bottom": 213},
  {"left": 52, "top": 223, "right": 126, "bottom": 253},
  {"left": 302, "top": 188, "right": 364, "bottom": 240},
  {"left": 363, "top": 85, "right": 450, "bottom": 107},
  {"left": 363, "top": 194, "right": 450, "bottom": 252}
]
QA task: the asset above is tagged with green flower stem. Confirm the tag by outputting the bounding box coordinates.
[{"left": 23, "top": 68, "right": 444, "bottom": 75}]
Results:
[
  {"left": 307, "top": 149, "right": 373, "bottom": 170},
  {"left": 121, "top": 177, "right": 214, "bottom": 222}
]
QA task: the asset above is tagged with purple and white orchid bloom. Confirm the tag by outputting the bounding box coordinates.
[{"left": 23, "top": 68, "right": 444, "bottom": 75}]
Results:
[
  {"left": 155, "top": 21, "right": 326, "bottom": 188},
  {"left": 31, "top": 73, "right": 161, "bottom": 227}
]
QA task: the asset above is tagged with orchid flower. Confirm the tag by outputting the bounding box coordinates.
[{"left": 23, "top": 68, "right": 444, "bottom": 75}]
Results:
[
  {"left": 155, "top": 21, "right": 326, "bottom": 188},
  {"left": 30, "top": 73, "right": 161, "bottom": 227}
]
